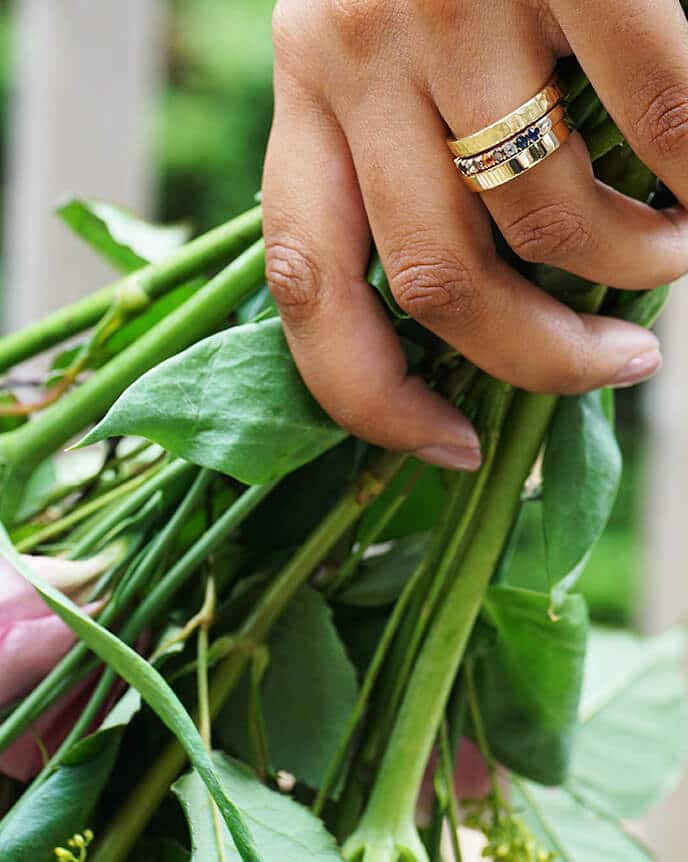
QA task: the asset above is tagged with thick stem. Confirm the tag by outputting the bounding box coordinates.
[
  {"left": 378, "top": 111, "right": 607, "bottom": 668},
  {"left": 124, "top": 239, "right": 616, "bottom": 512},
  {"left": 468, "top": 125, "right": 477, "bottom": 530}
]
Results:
[
  {"left": 348, "top": 392, "right": 556, "bottom": 844},
  {"left": 0, "top": 241, "right": 266, "bottom": 523},
  {"left": 91, "top": 453, "right": 406, "bottom": 862},
  {"left": 0, "top": 206, "right": 262, "bottom": 374}
]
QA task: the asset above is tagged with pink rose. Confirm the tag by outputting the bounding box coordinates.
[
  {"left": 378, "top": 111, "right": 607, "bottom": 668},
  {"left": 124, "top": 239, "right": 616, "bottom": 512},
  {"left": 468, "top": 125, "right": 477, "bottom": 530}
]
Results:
[{"left": 0, "top": 550, "right": 117, "bottom": 780}]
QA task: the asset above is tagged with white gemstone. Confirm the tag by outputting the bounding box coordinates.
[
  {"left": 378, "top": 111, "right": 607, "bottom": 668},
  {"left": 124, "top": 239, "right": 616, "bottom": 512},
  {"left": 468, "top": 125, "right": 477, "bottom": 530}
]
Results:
[
  {"left": 504, "top": 141, "right": 518, "bottom": 157},
  {"left": 539, "top": 116, "right": 553, "bottom": 135}
]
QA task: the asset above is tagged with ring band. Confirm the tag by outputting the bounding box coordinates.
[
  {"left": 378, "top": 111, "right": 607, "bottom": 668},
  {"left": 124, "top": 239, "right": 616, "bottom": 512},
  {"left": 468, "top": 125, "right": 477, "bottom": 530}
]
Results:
[
  {"left": 459, "top": 117, "right": 570, "bottom": 192},
  {"left": 447, "top": 74, "right": 565, "bottom": 158},
  {"left": 455, "top": 104, "right": 565, "bottom": 177}
]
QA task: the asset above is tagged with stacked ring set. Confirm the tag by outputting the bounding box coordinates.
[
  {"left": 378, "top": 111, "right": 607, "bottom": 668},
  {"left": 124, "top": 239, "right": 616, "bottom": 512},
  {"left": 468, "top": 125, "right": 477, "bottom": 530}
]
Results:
[{"left": 447, "top": 75, "right": 570, "bottom": 192}]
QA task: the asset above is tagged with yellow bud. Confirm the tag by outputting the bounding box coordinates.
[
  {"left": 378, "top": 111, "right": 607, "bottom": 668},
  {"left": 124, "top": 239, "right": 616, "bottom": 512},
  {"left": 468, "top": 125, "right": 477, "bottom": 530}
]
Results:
[
  {"left": 54, "top": 851, "right": 74, "bottom": 861},
  {"left": 83, "top": 830, "right": 94, "bottom": 844},
  {"left": 496, "top": 845, "right": 510, "bottom": 858}
]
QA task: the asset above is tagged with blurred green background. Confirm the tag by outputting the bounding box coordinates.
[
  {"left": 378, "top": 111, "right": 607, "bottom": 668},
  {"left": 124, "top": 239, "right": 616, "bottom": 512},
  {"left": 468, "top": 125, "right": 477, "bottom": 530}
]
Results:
[{"left": 0, "top": 0, "right": 645, "bottom": 626}]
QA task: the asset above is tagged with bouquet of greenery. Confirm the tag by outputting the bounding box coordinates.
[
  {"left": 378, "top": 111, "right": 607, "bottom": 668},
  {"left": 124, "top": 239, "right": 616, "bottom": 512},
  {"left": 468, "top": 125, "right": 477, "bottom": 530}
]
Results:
[{"left": 0, "top": 59, "right": 686, "bottom": 862}]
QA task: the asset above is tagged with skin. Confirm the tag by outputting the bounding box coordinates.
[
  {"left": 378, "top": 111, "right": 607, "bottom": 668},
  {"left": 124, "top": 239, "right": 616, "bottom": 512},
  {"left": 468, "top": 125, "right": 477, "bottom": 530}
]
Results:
[{"left": 263, "top": 0, "right": 688, "bottom": 471}]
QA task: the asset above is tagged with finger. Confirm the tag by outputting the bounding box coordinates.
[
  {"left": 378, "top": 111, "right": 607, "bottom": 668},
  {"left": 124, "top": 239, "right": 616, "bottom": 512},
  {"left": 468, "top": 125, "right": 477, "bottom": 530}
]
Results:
[
  {"left": 477, "top": 133, "right": 688, "bottom": 290},
  {"left": 337, "top": 86, "right": 661, "bottom": 395},
  {"left": 551, "top": 0, "right": 688, "bottom": 207},
  {"left": 262, "top": 79, "right": 481, "bottom": 470},
  {"left": 432, "top": 40, "right": 688, "bottom": 289}
]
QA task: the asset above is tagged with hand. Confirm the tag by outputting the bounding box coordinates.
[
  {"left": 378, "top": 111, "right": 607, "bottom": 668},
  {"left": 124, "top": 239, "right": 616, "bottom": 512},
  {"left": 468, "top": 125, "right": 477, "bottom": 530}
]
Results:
[{"left": 262, "top": 0, "right": 688, "bottom": 471}]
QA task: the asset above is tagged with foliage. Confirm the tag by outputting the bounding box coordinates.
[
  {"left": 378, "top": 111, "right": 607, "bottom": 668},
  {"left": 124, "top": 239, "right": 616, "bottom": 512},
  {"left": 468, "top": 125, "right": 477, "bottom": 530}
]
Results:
[{"left": 0, "top": 44, "right": 684, "bottom": 862}]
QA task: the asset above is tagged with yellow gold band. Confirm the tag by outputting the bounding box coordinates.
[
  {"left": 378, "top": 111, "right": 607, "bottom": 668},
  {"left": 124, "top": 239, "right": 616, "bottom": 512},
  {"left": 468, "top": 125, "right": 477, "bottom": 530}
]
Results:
[
  {"left": 458, "top": 118, "right": 570, "bottom": 192},
  {"left": 447, "top": 75, "right": 565, "bottom": 158},
  {"left": 455, "top": 105, "right": 565, "bottom": 177}
]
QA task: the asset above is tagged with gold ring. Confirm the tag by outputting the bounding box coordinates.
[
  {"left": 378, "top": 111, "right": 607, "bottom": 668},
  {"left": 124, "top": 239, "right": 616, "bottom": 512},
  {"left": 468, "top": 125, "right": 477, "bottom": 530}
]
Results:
[
  {"left": 455, "top": 105, "right": 565, "bottom": 176},
  {"left": 447, "top": 74, "right": 565, "bottom": 158},
  {"left": 459, "top": 117, "right": 570, "bottom": 192}
]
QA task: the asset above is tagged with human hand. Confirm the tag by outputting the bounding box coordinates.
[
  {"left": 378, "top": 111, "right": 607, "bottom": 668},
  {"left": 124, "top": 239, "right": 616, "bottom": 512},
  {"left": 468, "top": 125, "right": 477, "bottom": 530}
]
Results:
[{"left": 263, "top": 0, "right": 688, "bottom": 471}]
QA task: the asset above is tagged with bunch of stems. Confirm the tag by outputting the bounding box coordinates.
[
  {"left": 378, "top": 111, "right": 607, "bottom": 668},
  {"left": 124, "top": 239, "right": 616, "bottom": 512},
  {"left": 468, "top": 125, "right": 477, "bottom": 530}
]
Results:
[{"left": 0, "top": 63, "right": 669, "bottom": 862}]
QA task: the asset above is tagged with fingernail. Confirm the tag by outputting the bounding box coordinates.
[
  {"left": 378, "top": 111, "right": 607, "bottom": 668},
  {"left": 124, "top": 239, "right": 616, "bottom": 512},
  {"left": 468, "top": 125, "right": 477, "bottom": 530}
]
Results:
[
  {"left": 414, "top": 444, "right": 482, "bottom": 472},
  {"left": 610, "top": 348, "right": 663, "bottom": 389}
]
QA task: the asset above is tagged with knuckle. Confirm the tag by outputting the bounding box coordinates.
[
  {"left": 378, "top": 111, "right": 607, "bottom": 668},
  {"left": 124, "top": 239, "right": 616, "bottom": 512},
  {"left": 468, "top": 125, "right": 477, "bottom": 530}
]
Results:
[
  {"left": 272, "top": 2, "right": 316, "bottom": 71},
  {"left": 389, "top": 254, "right": 484, "bottom": 325},
  {"left": 265, "top": 239, "right": 321, "bottom": 323},
  {"left": 325, "top": 0, "right": 391, "bottom": 53},
  {"left": 632, "top": 79, "right": 688, "bottom": 158},
  {"left": 501, "top": 201, "right": 594, "bottom": 264}
]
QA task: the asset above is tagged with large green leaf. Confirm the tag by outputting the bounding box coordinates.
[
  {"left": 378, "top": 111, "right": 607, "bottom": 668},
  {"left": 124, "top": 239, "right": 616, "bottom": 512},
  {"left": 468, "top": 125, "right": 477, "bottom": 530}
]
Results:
[
  {"left": 79, "top": 318, "right": 347, "bottom": 485},
  {"left": 510, "top": 627, "right": 688, "bottom": 861},
  {"left": 0, "top": 689, "right": 140, "bottom": 862},
  {"left": 512, "top": 779, "right": 653, "bottom": 862},
  {"left": 0, "top": 526, "right": 261, "bottom": 862},
  {"left": 474, "top": 586, "right": 588, "bottom": 785},
  {"left": 218, "top": 586, "right": 359, "bottom": 795},
  {"left": 173, "top": 753, "right": 342, "bottom": 861},
  {"left": 58, "top": 198, "right": 192, "bottom": 273},
  {"left": 543, "top": 391, "right": 622, "bottom": 605},
  {"left": 567, "top": 628, "right": 688, "bottom": 819}
]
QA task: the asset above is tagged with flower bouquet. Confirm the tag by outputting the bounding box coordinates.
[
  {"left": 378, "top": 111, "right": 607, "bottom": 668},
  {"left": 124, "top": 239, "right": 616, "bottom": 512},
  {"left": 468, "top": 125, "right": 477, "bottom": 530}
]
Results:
[{"left": 0, "top": 59, "right": 686, "bottom": 862}]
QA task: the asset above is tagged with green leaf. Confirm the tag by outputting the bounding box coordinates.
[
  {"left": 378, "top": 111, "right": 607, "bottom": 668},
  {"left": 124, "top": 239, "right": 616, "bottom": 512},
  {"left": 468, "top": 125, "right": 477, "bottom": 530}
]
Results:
[
  {"left": 567, "top": 628, "right": 688, "bottom": 819},
  {"left": 512, "top": 779, "right": 654, "bottom": 862},
  {"left": 368, "top": 255, "right": 408, "bottom": 319},
  {"left": 612, "top": 284, "right": 671, "bottom": 328},
  {"left": 79, "top": 318, "right": 347, "bottom": 485},
  {"left": 586, "top": 119, "right": 625, "bottom": 162},
  {"left": 474, "top": 586, "right": 588, "bottom": 785},
  {"left": 58, "top": 198, "right": 192, "bottom": 273},
  {"left": 174, "top": 753, "right": 342, "bottom": 861},
  {"left": 218, "top": 586, "right": 359, "bottom": 795},
  {"left": 510, "top": 627, "right": 688, "bottom": 861},
  {"left": 336, "top": 533, "right": 429, "bottom": 607},
  {"left": 543, "top": 391, "right": 622, "bottom": 605},
  {"left": 240, "top": 439, "right": 362, "bottom": 551},
  {"left": 0, "top": 525, "right": 262, "bottom": 862},
  {"left": 0, "top": 690, "right": 140, "bottom": 862},
  {"left": 0, "top": 394, "right": 26, "bottom": 433}
]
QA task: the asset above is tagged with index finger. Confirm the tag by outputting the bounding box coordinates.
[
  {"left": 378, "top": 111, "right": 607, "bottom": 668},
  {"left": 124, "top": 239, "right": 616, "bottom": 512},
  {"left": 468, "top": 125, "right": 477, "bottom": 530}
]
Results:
[{"left": 262, "top": 83, "right": 482, "bottom": 471}]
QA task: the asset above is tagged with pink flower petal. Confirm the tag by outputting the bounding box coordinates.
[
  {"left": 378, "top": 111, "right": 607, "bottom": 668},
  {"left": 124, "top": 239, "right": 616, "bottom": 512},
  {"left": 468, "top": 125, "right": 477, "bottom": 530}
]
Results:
[
  {"left": 0, "top": 601, "right": 103, "bottom": 707},
  {"left": 0, "top": 554, "right": 110, "bottom": 627},
  {"left": 0, "top": 675, "right": 96, "bottom": 782}
]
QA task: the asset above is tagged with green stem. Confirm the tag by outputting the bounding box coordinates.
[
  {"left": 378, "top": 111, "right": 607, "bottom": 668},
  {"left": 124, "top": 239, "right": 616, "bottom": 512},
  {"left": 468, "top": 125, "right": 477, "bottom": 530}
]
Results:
[
  {"left": 360, "top": 382, "right": 512, "bottom": 774},
  {"left": 0, "top": 476, "right": 263, "bottom": 754},
  {"left": 69, "top": 459, "right": 196, "bottom": 559},
  {"left": 0, "top": 206, "right": 262, "bottom": 374},
  {"left": 0, "top": 240, "right": 266, "bottom": 523},
  {"left": 91, "top": 453, "right": 406, "bottom": 862},
  {"left": 347, "top": 391, "right": 556, "bottom": 845},
  {"left": 464, "top": 660, "right": 505, "bottom": 812},
  {"left": 326, "top": 463, "right": 425, "bottom": 597},
  {"left": 439, "top": 721, "right": 463, "bottom": 862},
  {"left": 14, "top": 465, "right": 162, "bottom": 552}
]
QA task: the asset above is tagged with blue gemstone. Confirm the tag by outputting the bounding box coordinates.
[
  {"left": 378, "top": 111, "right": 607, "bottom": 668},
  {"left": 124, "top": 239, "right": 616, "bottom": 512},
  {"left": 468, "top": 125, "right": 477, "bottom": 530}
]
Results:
[
  {"left": 528, "top": 128, "right": 539, "bottom": 142},
  {"left": 516, "top": 136, "right": 527, "bottom": 150}
]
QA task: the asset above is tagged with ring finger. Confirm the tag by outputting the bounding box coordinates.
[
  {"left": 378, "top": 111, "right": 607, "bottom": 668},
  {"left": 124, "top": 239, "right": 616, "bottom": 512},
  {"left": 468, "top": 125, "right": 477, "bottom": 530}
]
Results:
[{"left": 431, "top": 32, "right": 688, "bottom": 290}]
